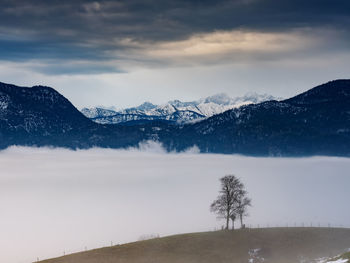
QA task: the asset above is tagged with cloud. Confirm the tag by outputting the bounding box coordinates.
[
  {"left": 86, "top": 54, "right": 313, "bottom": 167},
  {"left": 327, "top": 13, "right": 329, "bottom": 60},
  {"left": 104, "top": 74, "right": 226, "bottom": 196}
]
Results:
[
  {"left": 118, "top": 29, "right": 316, "bottom": 66},
  {"left": 0, "top": 0, "right": 349, "bottom": 74},
  {"left": 127, "top": 140, "right": 200, "bottom": 154},
  {"left": 0, "top": 146, "right": 350, "bottom": 263},
  {"left": 128, "top": 140, "right": 168, "bottom": 153}
]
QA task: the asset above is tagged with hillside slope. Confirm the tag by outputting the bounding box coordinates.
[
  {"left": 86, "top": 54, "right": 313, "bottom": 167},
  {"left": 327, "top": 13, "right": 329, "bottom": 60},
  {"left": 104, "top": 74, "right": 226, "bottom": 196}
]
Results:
[{"left": 38, "top": 228, "right": 350, "bottom": 263}]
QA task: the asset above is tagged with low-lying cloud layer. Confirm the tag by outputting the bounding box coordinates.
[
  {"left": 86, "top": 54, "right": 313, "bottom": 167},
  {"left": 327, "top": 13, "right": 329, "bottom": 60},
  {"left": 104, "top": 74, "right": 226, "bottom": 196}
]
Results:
[{"left": 0, "top": 145, "right": 349, "bottom": 263}]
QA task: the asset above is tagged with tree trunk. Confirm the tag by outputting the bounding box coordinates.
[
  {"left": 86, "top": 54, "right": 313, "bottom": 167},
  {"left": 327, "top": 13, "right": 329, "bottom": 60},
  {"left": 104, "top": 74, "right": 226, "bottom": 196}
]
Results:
[
  {"left": 240, "top": 214, "right": 243, "bottom": 228},
  {"left": 231, "top": 219, "right": 235, "bottom": 230},
  {"left": 226, "top": 215, "right": 229, "bottom": 230}
]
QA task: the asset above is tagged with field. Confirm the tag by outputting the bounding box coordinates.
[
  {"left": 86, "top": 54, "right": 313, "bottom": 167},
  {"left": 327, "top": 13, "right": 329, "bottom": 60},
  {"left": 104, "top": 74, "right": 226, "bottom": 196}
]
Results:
[{"left": 39, "top": 227, "right": 350, "bottom": 263}]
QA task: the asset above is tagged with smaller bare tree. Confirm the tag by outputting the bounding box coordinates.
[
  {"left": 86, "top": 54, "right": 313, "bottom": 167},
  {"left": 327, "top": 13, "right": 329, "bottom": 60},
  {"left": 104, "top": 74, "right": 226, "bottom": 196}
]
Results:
[
  {"left": 236, "top": 189, "right": 252, "bottom": 228},
  {"left": 230, "top": 211, "right": 238, "bottom": 230}
]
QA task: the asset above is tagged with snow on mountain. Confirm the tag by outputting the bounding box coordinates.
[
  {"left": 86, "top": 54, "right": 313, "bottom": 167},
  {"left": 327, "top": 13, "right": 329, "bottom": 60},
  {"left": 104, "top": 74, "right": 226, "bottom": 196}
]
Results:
[
  {"left": 81, "top": 93, "right": 281, "bottom": 124},
  {"left": 81, "top": 107, "right": 117, "bottom": 119},
  {"left": 0, "top": 92, "right": 10, "bottom": 110}
]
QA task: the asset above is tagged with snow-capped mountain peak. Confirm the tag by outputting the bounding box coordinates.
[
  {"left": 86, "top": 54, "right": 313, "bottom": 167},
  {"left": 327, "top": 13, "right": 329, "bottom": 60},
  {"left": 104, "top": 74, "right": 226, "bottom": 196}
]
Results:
[
  {"left": 202, "top": 93, "right": 233, "bottom": 105},
  {"left": 81, "top": 92, "right": 281, "bottom": 124},
  {"left": 136, "top": 101, "right": 157, "bottom": 111}
]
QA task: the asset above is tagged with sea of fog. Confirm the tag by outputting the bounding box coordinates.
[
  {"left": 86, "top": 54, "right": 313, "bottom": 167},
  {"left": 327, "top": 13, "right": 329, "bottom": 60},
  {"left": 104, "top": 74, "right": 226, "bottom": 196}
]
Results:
[{"left": 1, "top": 142, "right": 350, "bottom": 263}]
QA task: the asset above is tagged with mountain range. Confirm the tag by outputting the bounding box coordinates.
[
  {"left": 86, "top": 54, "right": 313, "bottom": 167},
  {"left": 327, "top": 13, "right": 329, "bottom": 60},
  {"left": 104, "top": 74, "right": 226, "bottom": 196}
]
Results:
[
  {"left": 81, "top": 93, "right": 278, "bottom": 124},
  {"left": 0, "top": 79, "right": 349, "bottom": 156}
]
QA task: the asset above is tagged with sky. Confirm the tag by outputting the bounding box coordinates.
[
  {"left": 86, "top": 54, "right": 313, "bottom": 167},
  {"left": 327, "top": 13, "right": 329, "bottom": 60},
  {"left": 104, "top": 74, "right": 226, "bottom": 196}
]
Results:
[
  {"left": 1, "top": 144, "right": 350, "bottom": 263},
  {"left": 0, "top": 0, "right": 349, "bottom": 108}
]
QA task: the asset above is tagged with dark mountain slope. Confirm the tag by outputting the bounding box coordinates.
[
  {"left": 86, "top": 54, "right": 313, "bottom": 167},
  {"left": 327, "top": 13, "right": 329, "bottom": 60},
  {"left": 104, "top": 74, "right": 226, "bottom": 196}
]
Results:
[
  {"left": 0, "top": 82, "right": 148, "bottom": 149},
  {"left": 0, "top": 83, "right": 88, "bottom": 148},
  {"left": 160, "top": 80, "right": 350, "bottom": 156},
  {"left": 285, "top": 79, "right": 350, "bottom": 105}
]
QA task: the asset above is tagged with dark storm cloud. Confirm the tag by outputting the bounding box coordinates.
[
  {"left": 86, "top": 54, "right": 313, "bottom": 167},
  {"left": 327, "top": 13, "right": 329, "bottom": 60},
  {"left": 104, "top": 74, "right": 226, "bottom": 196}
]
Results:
[{"left": 0, "top": 0, "right": 349, "bottom": 74}]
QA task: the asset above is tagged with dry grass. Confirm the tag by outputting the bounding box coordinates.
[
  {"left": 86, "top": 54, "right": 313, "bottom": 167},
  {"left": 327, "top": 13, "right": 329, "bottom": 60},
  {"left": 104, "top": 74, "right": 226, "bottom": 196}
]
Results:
[{"left": 38, "top": 228, "right": 350, "bottom": 263}]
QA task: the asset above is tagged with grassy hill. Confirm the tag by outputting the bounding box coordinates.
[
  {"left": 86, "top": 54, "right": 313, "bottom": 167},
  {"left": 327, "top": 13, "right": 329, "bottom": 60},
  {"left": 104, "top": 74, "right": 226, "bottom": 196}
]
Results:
[{"left": 38, "top": 228, "right": 350, "bottom": 263}]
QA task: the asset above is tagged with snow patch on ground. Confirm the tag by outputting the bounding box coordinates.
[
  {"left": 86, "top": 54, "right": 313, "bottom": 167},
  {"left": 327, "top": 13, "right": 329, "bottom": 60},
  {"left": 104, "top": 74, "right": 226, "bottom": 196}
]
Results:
[
  {"left": 248, "top": 248, "right": 265, "bottom": 263},
  {"left": 325, "top": 259, "right": 348, "bottom": 263},
  {"left": 310, "top": 253, "right": 350, "bottom": 263}
]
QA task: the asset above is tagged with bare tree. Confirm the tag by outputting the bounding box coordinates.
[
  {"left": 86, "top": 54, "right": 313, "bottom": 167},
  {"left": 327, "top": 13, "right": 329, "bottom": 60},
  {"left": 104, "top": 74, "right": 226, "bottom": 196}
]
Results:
[
  {"left": 230, "top": 212, "right": 237, "bottom": 230},
  {"left": 210, "top": 175, "right": 243, "bottom": 230},
  {"left": 236, "top": 189, "right": 252, "bottom": 228}
]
